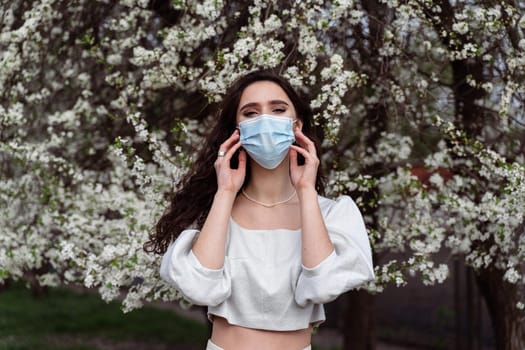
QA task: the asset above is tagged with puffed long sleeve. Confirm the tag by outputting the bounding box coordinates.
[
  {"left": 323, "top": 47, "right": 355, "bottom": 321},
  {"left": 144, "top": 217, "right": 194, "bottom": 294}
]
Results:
[
  {"left": 294, "top": 196, "right": 375, "bottom": 307},
  {"left": 159, "top": 229, "right": 232, "bottom": 306}
]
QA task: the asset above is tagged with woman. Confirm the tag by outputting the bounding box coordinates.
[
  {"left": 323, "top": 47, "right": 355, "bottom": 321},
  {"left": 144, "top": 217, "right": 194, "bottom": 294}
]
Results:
[{"left": 145, "top": 70, "right": 375, "bottom": 350}]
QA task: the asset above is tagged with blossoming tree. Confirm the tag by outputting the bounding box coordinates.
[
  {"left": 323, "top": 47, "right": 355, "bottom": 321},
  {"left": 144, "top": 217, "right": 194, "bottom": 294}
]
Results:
[{"left": 1, "top": 0, "right": 523, "bottom": 348}]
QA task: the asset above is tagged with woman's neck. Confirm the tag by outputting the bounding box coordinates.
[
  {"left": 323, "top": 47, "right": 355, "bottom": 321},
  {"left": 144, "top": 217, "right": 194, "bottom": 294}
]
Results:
[{"left": 244, "top": 157, "right": 296, "bottom": 203}]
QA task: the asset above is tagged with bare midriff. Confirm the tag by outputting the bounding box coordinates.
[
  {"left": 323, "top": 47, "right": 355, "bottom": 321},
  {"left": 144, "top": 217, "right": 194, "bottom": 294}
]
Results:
[{"left": 210, "top": 316, "right": 312, "bottom": 350}]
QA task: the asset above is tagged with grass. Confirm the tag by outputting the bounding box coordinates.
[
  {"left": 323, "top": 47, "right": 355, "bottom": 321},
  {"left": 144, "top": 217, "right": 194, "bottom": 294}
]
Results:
[
  {"left": 0, "top": 283, "right": 208, "bottom": 350},
  {"left": 0, "top": 283, "right": 340, "bottom": 350}
]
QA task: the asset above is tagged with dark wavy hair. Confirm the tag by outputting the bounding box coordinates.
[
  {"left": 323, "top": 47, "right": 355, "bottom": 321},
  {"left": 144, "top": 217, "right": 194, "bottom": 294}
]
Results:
[{"left": 144, "top": 70, "right": 325, "bottom": 255}]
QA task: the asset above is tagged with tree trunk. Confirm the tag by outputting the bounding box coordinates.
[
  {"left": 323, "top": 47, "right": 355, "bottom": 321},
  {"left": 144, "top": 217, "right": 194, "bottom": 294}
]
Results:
[
  {"left": 341, "top": 290, "right": 375, "bottom": 350},
  {"left": 475, "top": 267, "right": 525, "bottom": 350}
]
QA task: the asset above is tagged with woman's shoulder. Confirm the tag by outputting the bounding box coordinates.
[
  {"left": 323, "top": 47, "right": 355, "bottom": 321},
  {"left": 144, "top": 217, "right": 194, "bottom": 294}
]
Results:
[
  {"left": 317, "top": 194, "right": 362, "bottom": 219},
  {"left": 317, "top": 194, "right": 356, "bottom": 209}
]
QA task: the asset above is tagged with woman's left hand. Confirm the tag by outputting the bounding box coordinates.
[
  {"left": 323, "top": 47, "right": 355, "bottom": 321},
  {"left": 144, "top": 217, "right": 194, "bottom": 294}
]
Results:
[{"left": 289, "top": 129, "right": 319, "bottom": 192}]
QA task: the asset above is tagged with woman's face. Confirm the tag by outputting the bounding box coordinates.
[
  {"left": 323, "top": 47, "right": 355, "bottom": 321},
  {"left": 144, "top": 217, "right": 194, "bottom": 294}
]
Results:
[{"left": 236, "top": 80, "right": 300, "bottom": 128}]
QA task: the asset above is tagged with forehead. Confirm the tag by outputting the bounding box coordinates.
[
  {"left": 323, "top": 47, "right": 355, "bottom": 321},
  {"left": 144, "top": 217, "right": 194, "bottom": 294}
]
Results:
[{"left": 238, "top": 81, "right": 292, "bottom": 107}]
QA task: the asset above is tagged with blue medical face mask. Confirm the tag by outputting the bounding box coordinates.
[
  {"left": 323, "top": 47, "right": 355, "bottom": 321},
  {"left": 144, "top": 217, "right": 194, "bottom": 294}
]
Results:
[{"left": 238, "top": 114, "right": 296, "bottom": 169}]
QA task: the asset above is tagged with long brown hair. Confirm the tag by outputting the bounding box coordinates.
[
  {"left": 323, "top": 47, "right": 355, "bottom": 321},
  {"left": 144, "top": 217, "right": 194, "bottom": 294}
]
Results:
[{"left": 144, "top": 70, "right": 325, "bottom": 255}]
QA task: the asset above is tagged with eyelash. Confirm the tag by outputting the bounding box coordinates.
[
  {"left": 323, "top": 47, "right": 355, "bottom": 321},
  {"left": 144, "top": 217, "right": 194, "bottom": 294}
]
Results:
[{"left": 243, "top": 108, "right": 286, "bottom": 117}]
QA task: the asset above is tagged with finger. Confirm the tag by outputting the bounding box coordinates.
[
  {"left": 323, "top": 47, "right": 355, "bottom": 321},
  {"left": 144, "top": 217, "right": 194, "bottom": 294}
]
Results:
[
  {"left": 289, "top": 146, "right": 298, "bottom": 164},
  {"left": 290, "top": 144, "right": 310, "bottom": 161},
  {"left": 219, "top": 129, "right": 240, "bottom": 152},
  {"left": 215, "top": 138, "right": 240, "bottom": 168},
  {"left": 235, "top": 149, "right": 247, "bottom": 174},
  {"left": 237, "top": 149, "right": 246, "bottom": 166},
  {"left": 289, "top": 147, "right": 299, "bottom": 172},
  {"left": 294, "top": 129, "right": 316, "bottom": 153},
  {"left": 223, "top": 140, "right": 242, "bottom": 160},
  {"left": 290, "top": 144, "right": 319, "bottom": 166}
]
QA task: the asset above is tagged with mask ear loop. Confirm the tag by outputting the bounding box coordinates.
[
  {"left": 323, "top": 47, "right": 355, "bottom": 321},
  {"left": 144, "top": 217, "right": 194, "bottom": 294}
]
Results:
[{"left": 292, "top": 118, "right": 301, "bottom": 131}]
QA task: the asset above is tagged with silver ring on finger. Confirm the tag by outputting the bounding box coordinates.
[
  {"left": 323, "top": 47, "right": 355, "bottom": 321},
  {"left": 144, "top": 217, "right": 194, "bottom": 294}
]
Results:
[{"left": 217, "top": 150, "right": 226, "bottom": 157}]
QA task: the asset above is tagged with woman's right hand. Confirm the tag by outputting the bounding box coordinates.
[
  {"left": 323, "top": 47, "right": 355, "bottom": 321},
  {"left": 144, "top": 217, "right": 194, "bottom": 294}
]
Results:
[{"left": 214, "top": 129, "right": 246, "bottom": 193}]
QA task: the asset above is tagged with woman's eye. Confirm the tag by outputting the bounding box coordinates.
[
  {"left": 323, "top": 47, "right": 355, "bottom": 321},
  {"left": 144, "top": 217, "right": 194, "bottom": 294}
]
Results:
[
  {"left": 273, "top": 108, "right": 286, "bottom": 113},
  {"left": 244, "top": 111, "right": 258, "bottom": 117}
]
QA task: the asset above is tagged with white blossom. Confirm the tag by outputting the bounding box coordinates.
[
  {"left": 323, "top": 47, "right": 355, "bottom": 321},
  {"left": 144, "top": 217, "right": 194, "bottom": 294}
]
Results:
[{"left": 452, "top": 22, "right": 469, "bottom": 35}]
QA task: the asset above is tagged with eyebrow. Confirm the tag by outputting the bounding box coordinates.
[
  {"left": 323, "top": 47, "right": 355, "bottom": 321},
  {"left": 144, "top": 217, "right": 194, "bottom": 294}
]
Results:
[{"left": 239, "top": 100, "right": 290, "bottom": 111}]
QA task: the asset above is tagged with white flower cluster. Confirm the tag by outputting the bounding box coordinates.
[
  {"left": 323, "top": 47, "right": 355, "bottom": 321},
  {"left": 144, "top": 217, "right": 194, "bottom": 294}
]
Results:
[
  {"left": 369, "top": 119, "right": 524, "bottom": 304},
  {"left": 364, "top": 132, "right": 414, "bottom": 165},
  {"left": 312, "top": 54, "right": 367, "bottom": 142},
  {"left": 194, "top": 0, "right": 224, "bottom": 20}
]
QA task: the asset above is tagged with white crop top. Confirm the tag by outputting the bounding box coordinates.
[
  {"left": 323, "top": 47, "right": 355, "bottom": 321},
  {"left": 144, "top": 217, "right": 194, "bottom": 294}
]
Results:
[{"left": 159, "top": 195, "right": 375, "bottom": 331}]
